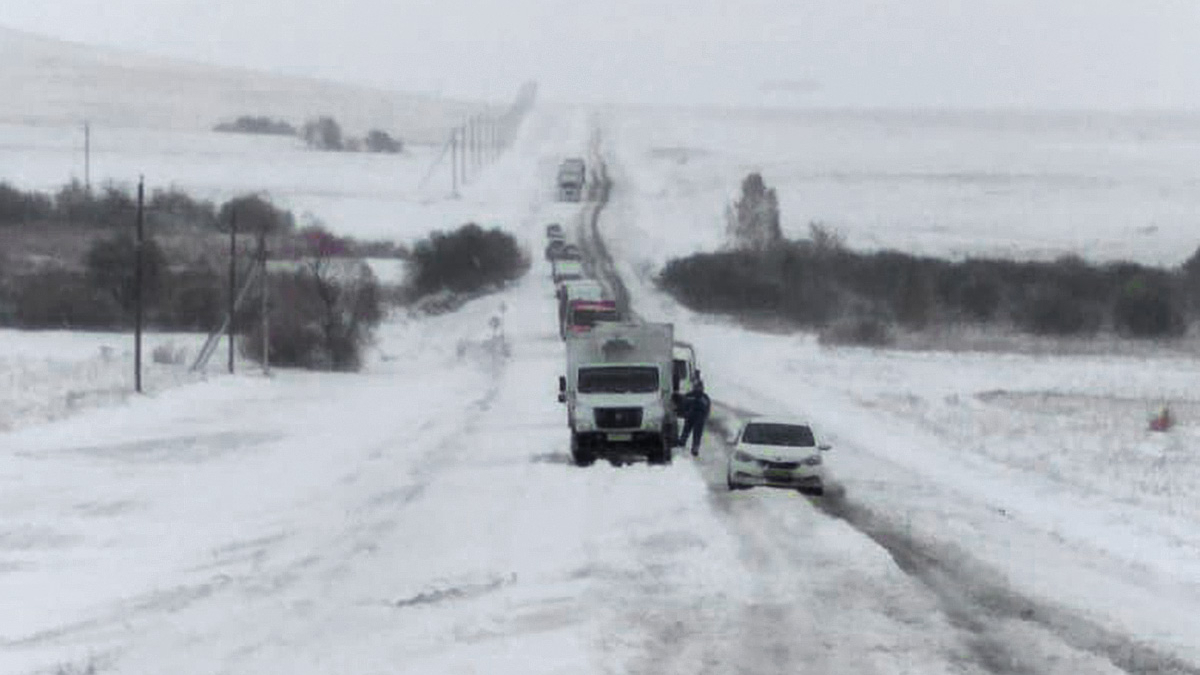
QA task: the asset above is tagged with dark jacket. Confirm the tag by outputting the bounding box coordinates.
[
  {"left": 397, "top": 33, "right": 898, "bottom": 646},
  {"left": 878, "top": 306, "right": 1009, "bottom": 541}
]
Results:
[{"left": 680, "top": 389, "right": 711, "bottom": 420}]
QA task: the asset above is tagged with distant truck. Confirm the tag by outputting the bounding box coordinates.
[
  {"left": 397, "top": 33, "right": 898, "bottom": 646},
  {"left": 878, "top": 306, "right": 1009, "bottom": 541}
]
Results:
[
  {"left": 556, "top": 279, "right": 606, "bottom": 329},
  {"left": 558, "top": 322, "right": 679, "bottom": 465},
  {"left": 557, "top": 158, "right": 586, "bottom": 202},
  {"left": 551, "top": 259, "right": 585, "bottom": 284},
  {"left": 562, "top": 298, "right": 620, "bottom": 339}
]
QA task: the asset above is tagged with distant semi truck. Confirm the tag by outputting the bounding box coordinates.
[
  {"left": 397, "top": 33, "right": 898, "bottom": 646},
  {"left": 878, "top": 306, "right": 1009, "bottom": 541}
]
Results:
[{"left": 557, "top": 158, "right": 586, "bottom": 201}]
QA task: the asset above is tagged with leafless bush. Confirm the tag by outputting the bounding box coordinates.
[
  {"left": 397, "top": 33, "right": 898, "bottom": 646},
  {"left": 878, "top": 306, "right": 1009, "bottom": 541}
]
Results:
[
  {"left": 725, "top": 172, "right": 782, "bottom": 250},
  {"left": 241, "top": 228, "right": 383, "bottom": 371},
  {"left": 818, "top": 316, "right": 895, "bottom": 347},
  {"left": 152, "top": 342, "right": 187, "bottom": 365}
]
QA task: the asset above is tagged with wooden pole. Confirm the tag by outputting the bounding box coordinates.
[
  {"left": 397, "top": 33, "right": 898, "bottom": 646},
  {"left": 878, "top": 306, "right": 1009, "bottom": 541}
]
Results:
[
  {"left": 450, "top": 129, "right": 459, "bottom": 198},
  {"left": 259, "top": 230, "right": 270, "bottom": 376},
  {"left": 228, "top": 209, "right": 237, "bottom": 374},
  {"left": 134, "top": 177, "right": 144, "bottom": 393},
  {"left": 83, "top": 122, "right": 91, "bottom": 191}
]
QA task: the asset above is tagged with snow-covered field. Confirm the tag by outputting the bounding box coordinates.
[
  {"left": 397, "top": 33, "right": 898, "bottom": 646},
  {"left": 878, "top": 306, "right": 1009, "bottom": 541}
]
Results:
[
  {"left": 5, "top": 77, "right": 1200, "bottom": 673},
  {"left": 607, "top": 106, "right": 1200, "bottom": 266},
  {"left": 0, "top": 27, "right": 487, "bottom": 143},
  {"left": 0, "top": 119, "right": 515, "bottom": 243}
]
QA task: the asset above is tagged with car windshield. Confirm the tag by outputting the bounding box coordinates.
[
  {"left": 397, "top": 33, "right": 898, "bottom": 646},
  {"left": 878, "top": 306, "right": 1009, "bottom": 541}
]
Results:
[
  {"left": 578, "top": 367, "right": 658, "bottom": 394},
  {"left": 741, "top": 423, "right": 815, "bottom": 447},
  {"left": 572, "top": 308, "right": 620, "bottom": 327}
]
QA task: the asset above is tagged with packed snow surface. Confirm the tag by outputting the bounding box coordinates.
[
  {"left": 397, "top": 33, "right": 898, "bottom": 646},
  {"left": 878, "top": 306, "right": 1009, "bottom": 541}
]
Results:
[{"left": 3, "top": 97, "right": 1200, "bottom": 674}]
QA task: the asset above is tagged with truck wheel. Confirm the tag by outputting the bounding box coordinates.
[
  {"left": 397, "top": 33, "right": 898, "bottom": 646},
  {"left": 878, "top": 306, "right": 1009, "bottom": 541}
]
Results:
[
  {"left": 647, "top": 437, "right": 672, "bottom": 465},
  {"left": 571, "top": 436, "right": 595, "bottom": 467}
]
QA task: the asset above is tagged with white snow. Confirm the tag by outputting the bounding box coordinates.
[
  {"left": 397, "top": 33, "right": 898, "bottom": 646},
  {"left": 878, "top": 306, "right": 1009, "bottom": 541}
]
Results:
[
  {"left": 0, "top": 26, "right": 488, "bottom": 143},
  {"left": 4, "top": 47, "right": 1200, "bottom": 673}
]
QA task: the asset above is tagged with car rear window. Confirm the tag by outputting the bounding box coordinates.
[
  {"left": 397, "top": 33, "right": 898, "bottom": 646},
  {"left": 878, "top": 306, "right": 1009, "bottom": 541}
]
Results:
[{"left": 741, "top": 423, "right": 815, "bottom": 447}]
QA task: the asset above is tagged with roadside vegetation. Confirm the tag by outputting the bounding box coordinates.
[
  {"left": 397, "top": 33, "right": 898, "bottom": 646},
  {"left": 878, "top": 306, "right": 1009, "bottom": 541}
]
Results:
[
  {"left": 401, "top": 223, "right": 529, "bottom": 313},
  {"left": 0, "top": 180, "right": 403, "bottom": 370},
  {"left": 659, "top": 173, "right": 1194, "bottom": 347},
  {"left": 0, "top": 180, "right": 527, "bottom": 370},
  {"left": 214, "top": 113, "right": 404, "bottom": 154}
]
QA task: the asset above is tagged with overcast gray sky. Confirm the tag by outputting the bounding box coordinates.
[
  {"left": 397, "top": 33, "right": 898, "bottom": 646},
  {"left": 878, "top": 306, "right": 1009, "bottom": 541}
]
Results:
[{"left": 4, "top": 0, "right": 1199, "bottom": 109}]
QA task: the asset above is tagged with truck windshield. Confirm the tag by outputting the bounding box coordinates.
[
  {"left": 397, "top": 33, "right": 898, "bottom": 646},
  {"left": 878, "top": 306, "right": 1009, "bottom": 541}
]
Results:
[
  {"left": 578, "top": 367, "right": 659, "bottom": 394},
  {"left": 741, "top": 423, "right": 815, "bottom": 447}
]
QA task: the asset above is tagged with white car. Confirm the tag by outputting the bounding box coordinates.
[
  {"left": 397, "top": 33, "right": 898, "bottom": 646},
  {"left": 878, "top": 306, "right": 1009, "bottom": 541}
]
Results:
[{"left": 726, "top": 418, "right": 830, "bottom": 495}]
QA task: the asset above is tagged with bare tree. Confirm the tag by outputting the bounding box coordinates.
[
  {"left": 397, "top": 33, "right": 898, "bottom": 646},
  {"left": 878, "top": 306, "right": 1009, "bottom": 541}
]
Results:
[{"left": 726, "top": 172, "right": 782, "bottom": 250}]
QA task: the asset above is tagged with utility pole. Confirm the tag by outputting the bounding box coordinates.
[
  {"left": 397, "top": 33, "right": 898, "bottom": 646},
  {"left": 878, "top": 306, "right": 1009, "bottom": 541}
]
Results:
[
  {"left": 228, "top": 209, "right": 237, "bottom": 374},
  {"left": 450, "top": 128, "right": 459, "bottom": 198},
  {"left": 83, "top": 122, "right": 91, "bottom": 191},
  {"left": 471, "top": 116, "right": 479, "bottom": 171},
  {"left": 259, "top": 230, "right": 270, "bottom": 376},
  {"left": 459, "top": 124, "right": 468, "bottom": 186},
  {"left": 134, "top": 177, "right": 144, "bottom": 394}
]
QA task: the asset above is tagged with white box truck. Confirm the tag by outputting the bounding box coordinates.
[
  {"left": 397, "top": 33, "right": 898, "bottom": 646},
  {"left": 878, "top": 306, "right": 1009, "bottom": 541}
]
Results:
[
  {"left": 557, "top": 158, "right": 586, "bottom": 202},
  {"left": 558, "top": 321, "right": 679, "bottom": 465}
]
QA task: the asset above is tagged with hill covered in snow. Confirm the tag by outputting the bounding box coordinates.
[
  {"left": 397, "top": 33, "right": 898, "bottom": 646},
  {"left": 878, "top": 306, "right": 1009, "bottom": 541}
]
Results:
[{"left": 0, "top": 26, "right": 489, "bottom": 143}]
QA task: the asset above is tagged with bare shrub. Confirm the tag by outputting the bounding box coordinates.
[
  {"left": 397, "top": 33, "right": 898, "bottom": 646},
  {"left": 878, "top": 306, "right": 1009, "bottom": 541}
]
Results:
[
  {"left": 1018, "top": 285, "right": 1102, "bottom": 336},
  {"left": 213, "top": 116, "right": 296, "bottom": 136},
  {"left": 0, "top": 182, "right": 54, "bottom": 225},
  {"left": 408, "top": 223, "right": 528, "bottom": 299},
  {"left": 301, "top": 116, "right": 345, "bottom": 151},
  {"left": 160, "top": 267, "right": 223, "bottom": 331},
  {"left": 808, "top": 221, "right": 844, "bottom": 254},
  {"left": 85, "top": 232, "right": 167, "bottom": 316},
  {"left": 364, "top": 129, "right": 404, "bottom": 153},
  {"left": 12, "top": 269, "right": 123, "bottom": 328},
  {"left": 1113, "top": 275, "right": 1184, "bottom": 337},
  {"left": 726, "top": 172, "right": 782, "bottom": 250},
  {"left": 152, "top": 342, "right": 187, "bottom": 365},
  {"left": 818, "top": 315, "right": 895, "bottom": 347},
  {"left": 658, "top": 249, "right": 782, "bottom": 315},
  {"left": 937, "top": 260, "right": 1002, "bottom": 321},
  {"left": 52, "top": 182, "right": 137, "bottom": 227},
  {"left": 241, "top": 228, "right": 383, "bottom": 371},
  {"left": 148, "top": 187, "right": 218, "bottom": 230},
  {"left": 217, "top": 194, "right": 295, "bottom": 234}
]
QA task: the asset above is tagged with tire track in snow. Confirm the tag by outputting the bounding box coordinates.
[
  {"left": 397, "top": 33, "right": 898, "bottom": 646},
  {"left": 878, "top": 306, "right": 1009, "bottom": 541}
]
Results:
[
  {"left": 585, "top": 133, "right": 1200, "bottom": 675},
  {"left": 705, "top": 373, "right": 1200, "bottom": 675}
]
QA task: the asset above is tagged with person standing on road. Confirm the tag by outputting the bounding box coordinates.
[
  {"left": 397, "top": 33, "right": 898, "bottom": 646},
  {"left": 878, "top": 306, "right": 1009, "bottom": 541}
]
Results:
[{"left": 677, "top": 381, "right": 711, "bottom": 457}]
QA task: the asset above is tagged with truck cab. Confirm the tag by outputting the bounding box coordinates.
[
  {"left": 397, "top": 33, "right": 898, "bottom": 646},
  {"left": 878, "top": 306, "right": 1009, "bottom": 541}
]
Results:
[
  {"left": 558, "top": 322, "right": 678, "bottom": 465},
  {"left": 563, "top": 299, "right": 620, "bottom": 339}
]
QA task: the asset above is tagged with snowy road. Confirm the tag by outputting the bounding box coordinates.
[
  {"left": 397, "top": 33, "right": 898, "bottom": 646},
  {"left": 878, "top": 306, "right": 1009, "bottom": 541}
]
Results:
[{"left": 5, "top": 107, "right": 1200, "bottom": 674}]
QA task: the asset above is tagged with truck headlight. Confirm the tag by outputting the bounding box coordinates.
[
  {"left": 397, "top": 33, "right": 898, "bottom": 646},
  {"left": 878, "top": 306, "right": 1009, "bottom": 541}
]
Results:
[
  {"left": 642, "top": 403, "right": 664, "bottom": 429},
  {"left": 733, "top": 450, "right": 755, "bottom": 463},
  {"left": 803, "top": 454, "right": 822, "bottom": 466},
  {"left": 574, "top": 405, "right": 594, "bottom": 431}
]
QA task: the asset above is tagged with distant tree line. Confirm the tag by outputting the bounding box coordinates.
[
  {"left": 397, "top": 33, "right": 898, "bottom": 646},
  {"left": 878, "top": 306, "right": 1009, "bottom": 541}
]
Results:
[
  {"left": 213, "top": 114, "right": 403, "bottom": 154},
  {"left": 0, "top": 181, "right": 526, "bottom": 370},
  {"left": 658, "top": 172, "right": 1199, "bottom": 345},
  {"left": 0, "top": 180, "right": 408, "bottom": 370},
  {"left": 213, "top": 116, "right": 296, "bottom": 136}
]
